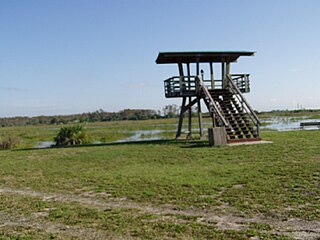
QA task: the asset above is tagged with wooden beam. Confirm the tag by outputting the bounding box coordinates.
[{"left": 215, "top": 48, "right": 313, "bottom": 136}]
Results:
[
  {"left": 187, "top": 63, "right": 192, "bottom": 139},
  {"left": 196, "top": 60, "right": 200, "bottom": 75},
  {"left": 226, "top": 62, "right": 230, "bottom": 75},
  {"left": 222, "top": 62, "right": 226, "bottom": 89},
  {"left": 197, "top": 97, "right": 204, "bottom": 138},
  {"left": 210, "top": 62, "right": 214, "bottom": 89},
  {"left": 212, "top": 112, "right": 216, "bottom": 127},
  {"left": 178, "top": 63, "right": 184, "bottom": 94},
  {"left": 183, "top": 98, "right": 198, "bottom": 112},
  {"left": 175, "top": 96, "right": 198, "bottom": 140},
  {"left": 187, "top": 97, "right": 192, "bottom": 139},
  {"left": 226, "top": 62, "right": 230, "bottom": 90},
  {"left": 187, "top": 63, "right": 191, "bottom": 90},
  {"left": 176, "top": 97, "right": 186, "bottom": 139}
]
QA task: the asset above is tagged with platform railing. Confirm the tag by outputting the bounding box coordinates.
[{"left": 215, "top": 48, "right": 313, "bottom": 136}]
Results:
[
  {"left": 164, "top": 76, "right": 195, "bottom": 97},
  {"left": 164, "top": 76, "right": 222, "bottom": 97},
  {"left": 164, "top": 74, "right": 251, "bottom": 97},
  {"left": 230, "top": 74, "right": 250, "bottom": 93}
]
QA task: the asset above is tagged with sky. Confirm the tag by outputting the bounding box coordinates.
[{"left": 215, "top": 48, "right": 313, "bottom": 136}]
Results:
[{"left": 1, "top": 0, "right": 320, "bottom": 117}]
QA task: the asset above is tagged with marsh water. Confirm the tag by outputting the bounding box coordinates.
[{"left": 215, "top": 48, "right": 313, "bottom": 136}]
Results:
[
  {"left": 260, "top": 116, "right": 320, "bottom": 131},
  {"left": 36, "top": 141, "right": 55, "bottom": 148},
  {"left": 36, "top": 116, "right": 319, "bottom": 148},
  {"left": 116, "top": 130, "right": 167, "bottom": 142},
  {"left": 115, "top": 117, "right": 319, "bottom": 142}
]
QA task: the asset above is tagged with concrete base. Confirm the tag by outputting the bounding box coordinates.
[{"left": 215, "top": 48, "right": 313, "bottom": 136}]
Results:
[{"left": 208, "top": 127, "right": 227, "bottom": 146}]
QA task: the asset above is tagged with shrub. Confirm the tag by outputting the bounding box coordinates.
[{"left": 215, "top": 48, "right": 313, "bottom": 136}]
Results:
[
  {"left": 0, "top": 136, "right": 20, "bottom": 150},
  {"left": 54, "top": 124, "right": 88, "bottom": 146}
]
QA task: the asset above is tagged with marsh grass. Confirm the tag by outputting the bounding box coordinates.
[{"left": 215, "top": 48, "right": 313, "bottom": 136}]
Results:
[{"left": 0, "top": 135, "right": 20, "bottom": 150}]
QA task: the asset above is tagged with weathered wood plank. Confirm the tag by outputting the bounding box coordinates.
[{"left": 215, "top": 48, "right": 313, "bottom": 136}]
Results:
[
  {"left": 300, "top": 122, "right": 320, "bottom": 128},
  {"left": 176, "top": 97, "right": 186, "bottom": 139},
  {"left": 187, "top": 63, "right": 192, "bottom": 139},
  {"left": 197, "top": 97, "right": 204, "bottom": 138},
  {"left": 178, "top": 63, "right": 184, "bottom": 94},
  {"left": 210, "top": 62, "right": 214, "bottom": 89}
]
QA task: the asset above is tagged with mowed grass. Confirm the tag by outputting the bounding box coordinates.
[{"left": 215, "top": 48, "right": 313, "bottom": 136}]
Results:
[{"left": 0, "top": 119, "right": 319, "bottom": 239}]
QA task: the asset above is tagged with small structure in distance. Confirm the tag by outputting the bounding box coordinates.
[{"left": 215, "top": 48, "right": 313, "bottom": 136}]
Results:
[{"left": 156, "top": 51, "right": 261, "bottom": 144}]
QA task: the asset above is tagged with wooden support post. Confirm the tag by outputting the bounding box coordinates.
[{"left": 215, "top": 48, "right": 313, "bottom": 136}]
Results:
[
  {"left": 178, "top": 63, "right": 184, "bottom": 94},
  {"left": 196, "top": 60, "right": 200, "bottom": 75},
  {"left": 187, "top": 63, "right": 192, "bottom": 139},
  {"left": 212, "top": 113, "right": 216, "bottom": 128},
  {"left": 226, "top": 62, "right": 230, "bottom": 75},
  {"left": 184, "top": 98, "right": 198, "bottom": 110},
  {"left": 210, "top": 62, "right": 216, "bottom": 127},
  {"left": 176, "top": 97, "right": 186, "bottom": 139},
  {"left": 197, "top": 97, "right": 204, "bottom": 138},
  {"left": 226, "top": 62, "right": 230, "bottom": 90},
  {"left": 187, "top": 97, "right": 192, "bottom": 139},
  {"left": 210, "top": 62, "right": 214, "bottom": 89},
  {"left": 187, "top": 63, "right": 191, "bottom": 90},
  {"left": 195, "top": 60, "right": 203, "bottom": 138},
  {"left": 222, "top": 62, "right": 226, "bottom": 89}
]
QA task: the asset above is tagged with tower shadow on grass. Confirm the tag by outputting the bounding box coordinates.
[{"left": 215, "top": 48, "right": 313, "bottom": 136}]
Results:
[{"left": 15, "top": 139, "right": 211, "bottom": 151}]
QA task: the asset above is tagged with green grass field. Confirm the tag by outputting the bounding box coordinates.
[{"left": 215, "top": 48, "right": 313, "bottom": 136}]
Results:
[{"left": 0, "top": 117, "right": 319, "bottom": 239}]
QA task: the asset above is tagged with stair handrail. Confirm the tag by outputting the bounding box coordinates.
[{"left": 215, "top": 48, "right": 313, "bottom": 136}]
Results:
[
  {"left": 196, "top": 76, "right": 229, "bottom": 127},
  {"left": 226, "top": 74, "right": 261, "bottom": 125}
]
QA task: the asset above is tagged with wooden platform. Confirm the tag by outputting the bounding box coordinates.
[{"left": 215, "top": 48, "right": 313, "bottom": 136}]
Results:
[{"left": 300, "top": 122, "right": 320, "bottom": 129}]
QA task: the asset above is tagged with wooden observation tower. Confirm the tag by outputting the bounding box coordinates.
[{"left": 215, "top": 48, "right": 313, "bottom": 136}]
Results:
[{"left": 156, "top": 51, "right": 261, "bottom": 143}]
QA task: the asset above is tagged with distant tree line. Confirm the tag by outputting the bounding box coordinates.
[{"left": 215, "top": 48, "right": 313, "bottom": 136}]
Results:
[{"left": 0, "top": 106, "right": 183, "bottom": 127}]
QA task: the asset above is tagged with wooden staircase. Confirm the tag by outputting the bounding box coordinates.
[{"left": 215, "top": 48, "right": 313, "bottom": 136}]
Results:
[
  {"left": 208, "top": 89, "right": 259, "bottom": 142},
  {"left": 198, "top": 75, "right": 260, "bottom": 143}
]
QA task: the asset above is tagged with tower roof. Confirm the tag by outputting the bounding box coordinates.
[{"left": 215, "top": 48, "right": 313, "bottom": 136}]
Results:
[{"left": 156, "top": 51, "right": 255, "bottom": 64}]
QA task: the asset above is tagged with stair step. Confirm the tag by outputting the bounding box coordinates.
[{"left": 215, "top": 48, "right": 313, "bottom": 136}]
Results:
[{"left": 204, "top": 90, "right": 260, "bottom": 140}]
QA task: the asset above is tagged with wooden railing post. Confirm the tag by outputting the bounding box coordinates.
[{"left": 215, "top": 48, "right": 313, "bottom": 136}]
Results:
[
  {"left": 210, "top": 62, "right": 215, "bottom": 90},
  {"left": 196, "top": 76, "right": 200, "bottom": 95},
  {"left": 178, "top": 63, "right": 184, "bottom": 95}
]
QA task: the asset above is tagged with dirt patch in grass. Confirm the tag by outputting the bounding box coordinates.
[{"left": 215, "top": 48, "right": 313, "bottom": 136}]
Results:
[
  {"left": 0, "top": 187, "right": 319, "bottom": 239},
  {"left": 0, "top": 210, "right": 127, "bottom": 239}
]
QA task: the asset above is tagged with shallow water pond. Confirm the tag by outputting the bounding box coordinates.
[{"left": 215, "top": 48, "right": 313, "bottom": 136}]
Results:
[
  {"left": 36, "top": 141, "right": 55, "bottom": 148},
  {"left": 261, "top": 116, "right": 320, "bottom": 131},
  {"left": 35, "top": 116, "right": 319, "bottom": 148},
  {"left": 116, "top": 130, "right": 172, "bottom": 142}
]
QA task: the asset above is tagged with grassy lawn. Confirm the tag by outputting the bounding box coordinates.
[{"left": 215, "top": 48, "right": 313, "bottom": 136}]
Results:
[{"left": 0, "top": 119, "right": 319, "bottom": 239}]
